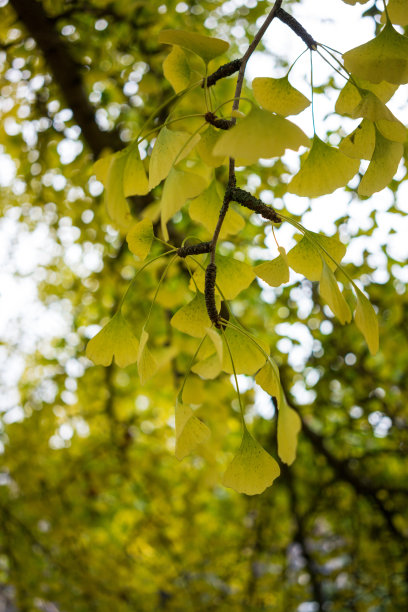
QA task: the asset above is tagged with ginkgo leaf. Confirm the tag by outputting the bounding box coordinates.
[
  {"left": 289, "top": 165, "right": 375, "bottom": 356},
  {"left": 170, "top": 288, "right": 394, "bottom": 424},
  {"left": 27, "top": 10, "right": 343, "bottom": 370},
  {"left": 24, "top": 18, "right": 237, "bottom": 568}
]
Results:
[
  {"left": 192, "top": 254, "right": 255, "bottom": 300},
  {"left": 319, "top": 261, "right": 352, "bottom": 325},
  {"left": 288, "top": 135, "right": 360, "bottom": 197},
  {"left": 158, "top": 29, "right": 229, "bottom": 64},
  {"left": 335, "top": 79, "right": 398, "bottom": 117},
  {"left": 255, "top": 358, "right": 282, "bottom": 407},
  {"left": 341, "top": 0, "right": 370, "bottom": 4},
  {"left": 339, "top": 119, "right": 376, "bottom": 160},
  {"left": 189, "top": 181, "right": 245, "bottom": 238},
  {"left": 171, "top": 292, "right": 220, "bottom": 338},
  {"left": 287, "top": 232, "right": 346, "bottom": 281},
  {"left": 163, "top": 45, "right": 192, "bottom": 93},
  {"left": 93, "top": 154, "right": 114, "bottom": 183},
  {"left": 148, "top": 126, "right": 199, "bottom": 190},
  {"left": 126, "top": 218, "right": 154, "bottom": 260},
  {"left": 86, "top": 312, "right": 139, "bottom": 368},
  {"left": 343, "top": 20, "right": 408, "bottom": 84},
  {"left": 222, "top": 325, "right": 268, "bottom": 376},
  {"left": 104, "top": 153, "right": 132, "bottom": 230},
  {"left": 222, "top": 427, "right": 280, "bottom": 495},
  {"left": 381, "top": 0, "right": 408, "bottom": 26},
  {"left": 358, "top": 130, "right": 403, "bottom": 197},
  {"left": 137, "top": 328, "right": 158, "bottom": 384},
  {"left": 354, "top": 287, "right": 379, "bottom": 355},
  {"left": 175, "top": 400, "right": 210, "bottom": 461},
  {"left": 191, "top": 353, "right": 221, "bottom": 379},
  {"left": 161, "top": 167, "right": 208, "bottom": 240},
  {"left": 123, "top": 147, "right": 149, "bottom": 196},
  {"left": 254, "top": 247, "right": 290, "bottom": 287},
  {"left": 213, "top": 107, "right": 309, "bottom": 165},
  {"left": 205, "top": 327, "right": 223, "bottom": 363},
  {"left": 277, "top": 401, "right": 301, "bottom": 466},
  {"left": 350, "top": 91, "right": 406, "bottom": 143},
  {"left": 182, "top": 376, "right": 205, "bottom": 405},
  {"left": 196, "top": 126, "right": 226, "bottom": 167},
  {"left": 252, "top": 76, "right": 310, "bottom": 116}
]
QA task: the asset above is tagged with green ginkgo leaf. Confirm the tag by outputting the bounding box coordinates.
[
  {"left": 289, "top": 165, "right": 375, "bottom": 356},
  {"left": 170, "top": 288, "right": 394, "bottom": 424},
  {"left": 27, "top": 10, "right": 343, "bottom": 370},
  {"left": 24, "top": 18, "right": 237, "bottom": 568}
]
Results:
[
  {"left": 354, "top": 287, "right": 379, "bottom": 355},
  {"left": 213, "top": 107, "right": 309, "bottom": 165},
  {"left": 123, "top": 147, "right": 149, "bottom": 197},
  {"left": 137, "top": 328, "right": 158, "bottom": 384},
  {"left": 343, "top": 20, "right": 408, "bottom": 84},
  {"left": 222, "top": 325, "right": 268, "bottom": 375},
  {"left": 104, "top": 153, "right": 132, "bottom": 230},
  {"left": 254, "top": 247, "right": 290, "bottom": 287},
  {"left": 350, "top": 91, "right": 406, "bottom": 143},
  {"left": 222, "top": 427, "right": 280, "bottom": 495},
  {"left": 126, "top": 218, "right": 154, "bottom": 261},
  {"left": 277, "top": 401, "right": 301, "bottom": 466},
  {"left": 191, "top": 353, "right": 221, "bottom": 380},
  {"left": 163, "top": 45, "right": 192, "bottom": 93},
  {"left": 196, "top": 126, "right": 226, "bottom": 167},
  {"left": 189, "top": 181, "right": 245, "bottom": 238},
  {"left": 148, "top": 126, "right": 199, "bottom": 190},
  {"left": 86, "top": 312, "right": 139, "bottom": 368},
  {"left": 335, "top": 79, "right": 398, "bottom": 117},
  {"left": 158, "top": 29, "right": 229, "bottom": 64},
  {"left": 339, "top": 119, "right": 376, "bottom": 160},
  {"left": 252, "top": 76, "right": 310, "bottom": 116},
  {"left": 381, "top": 0, "right": 408, "bottom": 26},
  {"left": 287, "top": 232, "right": 346, "bottom": 281},
  {"left": 192, "top": 254, "right": 255, "bottom": 300},
  {"left": 358, "top": 130, "right": 404, "bottom": 197},
  {"left": 288, "top": 135, "right": 360, "bottom": 197},
  {"left": 319, "top": 261, "right": 352, "bottom": 325},
  {"left": 171, "top": 292, "right": 220, "bottom": 338},
  {"left": 255, "top": 358, "right": 282, "bottom": 407},
  {"left": 175, "top": 400, "right": 210, "bottom": 461}
]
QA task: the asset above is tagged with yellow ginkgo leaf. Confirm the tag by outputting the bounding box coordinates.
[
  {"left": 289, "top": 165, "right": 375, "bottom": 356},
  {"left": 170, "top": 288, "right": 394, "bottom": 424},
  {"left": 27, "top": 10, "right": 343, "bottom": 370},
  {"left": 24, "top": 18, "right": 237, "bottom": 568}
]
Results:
[
  {"left": 161, "top": 167, "right": 208, "bottom": 241},
  {"left": 175, "top": 400, "right": 210, "bottom": 461},
  {"left": 222, "top": 325, "right": 268, "bottom": 376},
  {"left": 254, "top": 247, "right": 290, "bottom": 287},
  {"left": 192, "top": 254, "right": 255, "bottom": 300},
  {"left": 350, "top": 91, "right": 406, "bottom": 143},
  {"left": 182, "top": 376, "right": 205, "bottom": 405},
  {"left": 358, "top": 130, "right": 403, "bottom": 197},
  {"left": 335, "top": 79, "right": 398, "bottom": 117},
  {"left": 213, "top": 108, "right": 309, "bottom": 165},
  {"left": 93, "top": 154, "right": 114, "bottom": 183},
  {"left": 255, "top": 358, "right": 282, "bottom": 407},
  {"left": 137, "top": 328, "right": 158, "bottom": 385},
  {"left": 252, "top": 76, "right": 310, "bottom": 116},
  {"left": 158, "top": 29, "right": 229, "bottom": 64},
  {"left": 205, "top": 327, "right": 223, "bottom": 363},
  {"left": 343, "top": 20, "right": 408, "bottom": 85},
  {"left": 148, "top": 126, "right": 199, "bottom": 190},
  {"left": 189, "top": 181, "right": 245, "bottom": 238},
  {"left": 123, "top": 147, "right": 149, "bottom": 197},
  {"left": 171, "top": 292, "right": 220, "bottom": 338},
  {"left": 163, "top": 45, "right": 192, "bottom": 93},
  {"left": 126, "top": 218, "right": 154, "bottom": 260},
  {"left": 354, "top": 287, "right": 379, "bottom": 355},
  {"left": 287, "top": 232, "right": 346, "bottom": 281},
  {"left": 288, "top": 135, "right": 360, "bottom": 198},
  {"left": 381, "top": 0, "right": 408, "bottom": 26},
  {"left": 196, "top": 126, "right": 226, "bottom": 167},
  {"left": 191, "top": 353, "right": 221, "bottom": 380},
  {"left": 277, "top": 401, "right": 301, "bottom": 466},
  {"left": 319, "top": 261, "right": 352, "bottom": 325},
  {"left": 104, "top": 153, "right": 132, "bottom": 230},
  {"left": 222, "top": 427, "right": 280, "bottom": 495},
  {"left": 339, "top": 120, "right": 376, "bottom": 160},
  {"left": 86, "top": 312, "right": 139, "bottom": 368}
]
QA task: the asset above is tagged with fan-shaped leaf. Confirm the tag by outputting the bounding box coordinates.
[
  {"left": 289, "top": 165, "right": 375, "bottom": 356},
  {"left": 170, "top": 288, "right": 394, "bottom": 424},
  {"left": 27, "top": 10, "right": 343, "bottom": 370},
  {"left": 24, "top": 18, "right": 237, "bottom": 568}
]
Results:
[
  {"left": 319, "top": 262, "right": 352, "bottom": 325},
  {"left": 149, "top": 126, "right": 199, "bottom": 190},
  {"left": 277, "top": 401, "right": 301, "bottom": 466},
  {"left": 171, "top": 292, "right": 220, "bottom": 338},
  {"left": 222, "top": 326, "right": 268, "bottom": 376},
  {"left": 254, "top": 247, "right": 290, "bottom": 287},
  {"left": 123, "top": 147, "right": 149, "bottom": 197},
  {"left": 196, "top": 126, "right": 226, "bottom": 167},
  {"left": 339, "top": 119, "right": 375, "bottom": 160},
  {"left": 161, "top": 167, "right": 208, "bottom": 240},
  {"left": 159, "top": 29, "right": 229, "bottom": 63},
  {"left": 287, "top": 232, "right": 346, "bottom": 281},
  {"left": 189, "top": 180, "right": 244, "bottom": 238},
  {"left": 252, "top": 76, "right": 310, "bottom": 116},
  {"left": 381, "top": 0, "right": 408, "bottom": 26},
  {"left": 358, "top": 130, "right": 403, "bottom": 196},
  {"left": 137, "top": 328, "right": 158, "bottom": 384},
  {"left": 350, "top": 91, "right": 406, "bottom": 143},
  {"left": 192, "top": 254, "right": 255, "bottom": 300},
  {"left": 354, "top": 287, "right": 379, "bottom": 355},
  {"left": 86, "top": 313, "right": 139, "bottom": 368},
  {"left": 163, "top": 45, "right": 192, "bottom": 93},
  {"left": 255, "top": 358, "right": 282, "bottom": 407},
  {"left": 175, "top": 400, "right": 210, "bottom": 460},
  {"left": 126, "top": 218, "right": 154, "bottom": 261}
]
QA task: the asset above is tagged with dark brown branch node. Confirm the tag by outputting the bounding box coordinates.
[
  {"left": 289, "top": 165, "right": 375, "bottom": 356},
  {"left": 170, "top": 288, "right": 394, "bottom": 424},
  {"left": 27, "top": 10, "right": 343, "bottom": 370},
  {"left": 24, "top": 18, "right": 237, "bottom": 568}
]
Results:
[
  {"left": 230, "top": 188, "right": 281, "bottom": 223},
  {"left": 204, "top": 58, "right": 243, "bottom": 88},
  {"left": 205, "top": 263, "right": 221, "bottom": 328},
  {"left": 177, "top": 242, "right": 212, "bottom": 258},
  {"left": 277, "top": 8, "right": 317, "bottom": 50},
  {"left": 205, "top": 112, "right": 234, "bottom": 131}
]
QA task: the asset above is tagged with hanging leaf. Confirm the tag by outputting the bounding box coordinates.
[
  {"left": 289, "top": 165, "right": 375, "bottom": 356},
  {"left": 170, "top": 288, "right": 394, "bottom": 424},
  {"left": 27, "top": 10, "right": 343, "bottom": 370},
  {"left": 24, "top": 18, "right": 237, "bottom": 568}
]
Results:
[
  {"left": 255, "top": 358, "right": 282, "bottom": 407},
  {"left": 163, "top": 45, "right": 192, "bottom": 93},
  {"left": 339, "top": 119, "right": 376, "bottom": 160},
  {"left": 350, "top": 91, "right": 406, "bottom": 143},
  {"left": 335, "top": 79, "right": 398, "bottom": 117},
  {"left": 123, "top": 147, "right": 149, "bottom": 197},
  {"left": 319, "top": 261, "right": 352, "bottom": 325},
  {"left": 354, "top": 287, "right": 379, "bottom": 355},
  {"left": 148, "top": 126, "right": 199, "bottom": 190},
  {"left": 171, "top": 292, "right": 220, "bottom": 338},
  {"left": 343, "top": 20, "right": 408, "bottom": 85},
  {"left": 158, "top": 29, "right": 229, "bottom": 64},
  {"left": 192, "top": 254, "right": 255, "bottom": 300},
  {"left": 358, "top": 130, "right": 403, "bottom": 197},
  {"left": 191, "top": 353, "right": 221, "bottom": 380},
  {"left": 86, "top": 312, "right": 139, "bottom": 368},
  {"left": 288, "top": 135, "right": 360, "bottom": 197},
  {"left": 277, "top": 401, "right": 302, "bottom": 466},
  {"left": 126, "top": 218, "right": 154, "bottom": 261},
  {"left": 254, "top": 247, "right": 290, "bottom": 287},
  {"left": 189, "top": 180, "right": 245, "bottom": 238},
  {"left": 205, "top": 327, "right": 223, "bottom": 363},
  {"left": 175, "top": 399, "right": 210, "bottom": 461},
  {"left": 252, "top": 76, "right": 310, "bottom": 116},
  {"left": 381, "top": 0, "right": 408, "bottom": 26},
  {"left": 222, "top": 325, "right": 268, "bottom": 376},
  {"left": 222, "top": 427, "right": 280, "bottom": 495},
  {"left": 213, "top": 107, "right": 309, "bottom": 165},
  {"left": 287, "top": 232, "right": 346, "bottom": 281},
  {"left": 137, "top": 328, "right": 158, "bottom": 384},
  {"left": 196, "top": 126, "right": 226, "bottom": 167}
]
